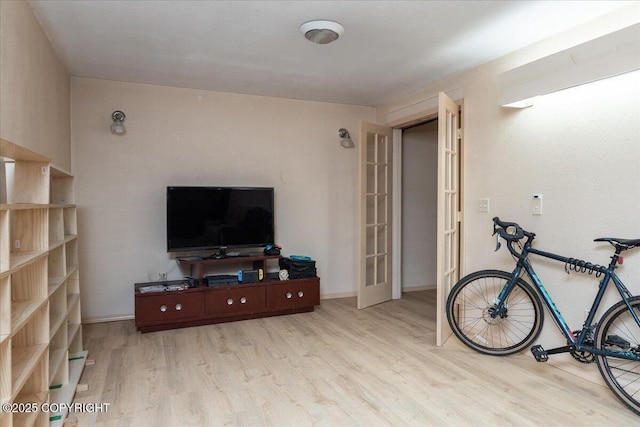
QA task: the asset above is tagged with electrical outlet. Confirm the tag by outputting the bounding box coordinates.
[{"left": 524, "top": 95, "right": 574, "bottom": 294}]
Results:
[
  {"left": 14, "top": 240, "right": 21, "bottom": 249},
  {"left": 479, "top": 198, "right": 490, "bottom": 213}
]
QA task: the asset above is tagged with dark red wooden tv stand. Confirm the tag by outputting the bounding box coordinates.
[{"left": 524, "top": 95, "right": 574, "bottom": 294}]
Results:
[{"left": 134, "top": 255, "right": 320, "bottom": 333}]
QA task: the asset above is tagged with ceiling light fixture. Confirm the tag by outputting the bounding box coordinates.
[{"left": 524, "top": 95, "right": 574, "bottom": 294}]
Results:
[{"left": 300, "top": 20, "right": 345, "bottom": 45}]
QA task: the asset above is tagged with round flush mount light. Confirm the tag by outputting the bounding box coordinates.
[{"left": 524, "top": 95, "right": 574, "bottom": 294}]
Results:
[{"left": 300, "top": 20, "right": 345, "bottom": 44}]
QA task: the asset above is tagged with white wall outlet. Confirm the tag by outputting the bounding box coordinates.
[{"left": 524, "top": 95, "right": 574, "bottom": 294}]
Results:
[
  {"left": 532, "top": 194, "right": 543, "bottom": 215},
  {"left": 478, "top": 198, "right": 490, "bottom": 213},
  {"left": 41, "top": 166, "right": 47, "bottom": 175},
  {"left": 14, "top": 240, "right": 21, "bottom": 249}
]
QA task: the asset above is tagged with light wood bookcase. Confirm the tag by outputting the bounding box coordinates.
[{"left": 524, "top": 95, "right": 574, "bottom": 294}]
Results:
[{"left": 0, "top": 138, "right": 87, "bottom": 427}]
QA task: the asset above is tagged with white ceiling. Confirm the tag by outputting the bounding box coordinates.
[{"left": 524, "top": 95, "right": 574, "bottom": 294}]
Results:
[{"left": 28, "top": 0, "right": 633, "bottom": 106}]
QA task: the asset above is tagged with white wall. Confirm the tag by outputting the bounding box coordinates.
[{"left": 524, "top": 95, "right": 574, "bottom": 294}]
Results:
[
  {"left": 401, "top": 122, "right": 437, "bottom": 290},
  {"left": 379, "top": 5, "right": 640, "bottom": 349},
  {"left": 71, "top": 77, "right": 375, "bottom": 321},
  {"left": 0, "top": 0, "right": 70, "bottom": 168}
]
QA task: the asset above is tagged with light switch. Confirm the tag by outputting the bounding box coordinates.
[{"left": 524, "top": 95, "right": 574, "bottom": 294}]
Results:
[
  {"left": 479, "top": 198, "right": 490, "bottom": 213},
  {"left": 532, "top": 194, "right": 543, "bottom": 215}
]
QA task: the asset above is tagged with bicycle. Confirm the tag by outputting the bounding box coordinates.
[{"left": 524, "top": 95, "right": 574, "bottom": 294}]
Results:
[{"left": 446, "top": 217, "right": 640, "bottom": 415}]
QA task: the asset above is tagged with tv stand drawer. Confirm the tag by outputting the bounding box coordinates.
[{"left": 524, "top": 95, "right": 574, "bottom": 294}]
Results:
[
  {"left": 135, "top": 292, "right": 203, "bottom": 326},
  {"left": 267, "top": 278, "right": 320, "bottom": 310},
  {"left": 204, "top": 286, "right": 266, "bottom": 317}
]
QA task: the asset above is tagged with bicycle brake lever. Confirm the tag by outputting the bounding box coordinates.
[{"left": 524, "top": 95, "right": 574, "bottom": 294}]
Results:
[{"left": 495, "top": 232, "right": 501, "bottom": 252}]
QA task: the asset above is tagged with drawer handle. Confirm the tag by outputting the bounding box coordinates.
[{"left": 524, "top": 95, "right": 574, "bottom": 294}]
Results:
[
  {"left": 240, "top": 297, "right": 247, "bottom": 304},
  {"left": 160, "top": 304, "right": 167, "bottom": 312},
  {"left": 227, "top": 298, "right": 234, "bottom": 305},
  {"left": 298, "top": 291, "right": 304, "bottom": 298},
  {"left": 175, "top": 303, "right": 182, "bottom": 311},
  {"left": 286, "top": 292, "right": 292, "bottom": 299}
]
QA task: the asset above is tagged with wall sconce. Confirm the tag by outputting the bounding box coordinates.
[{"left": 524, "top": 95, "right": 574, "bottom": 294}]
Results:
[
  {"left": 110, "top": 110, "right": 126, "bottom": 135},
  {"left": 338, "top": 128, "right": 354, "bottom": 148}
]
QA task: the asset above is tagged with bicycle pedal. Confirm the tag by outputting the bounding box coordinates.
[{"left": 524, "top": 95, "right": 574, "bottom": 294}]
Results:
[
  {"left": 605, "top": 335, "right": 631, "bottom": 350},
  {"left": 531, "top": 345, "right": 549, "bottom": 362}
]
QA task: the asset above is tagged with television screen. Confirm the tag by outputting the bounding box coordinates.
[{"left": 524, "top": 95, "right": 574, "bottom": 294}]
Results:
[{"left": 167, "top": 186, "right": 274, "bottom": 252}]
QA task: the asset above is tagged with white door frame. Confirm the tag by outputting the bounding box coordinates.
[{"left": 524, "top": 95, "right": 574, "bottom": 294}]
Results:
[
  {"left": 391, "top": 128, "right": 403, "bottom": 300},
  {"left": 389, "top": 95, "right": 465, "bottom": 335}
]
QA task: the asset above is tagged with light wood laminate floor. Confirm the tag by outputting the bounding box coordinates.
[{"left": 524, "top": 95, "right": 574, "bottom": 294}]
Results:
[{"left": 72, "top": 290, "right": 638, "bottom": 426}]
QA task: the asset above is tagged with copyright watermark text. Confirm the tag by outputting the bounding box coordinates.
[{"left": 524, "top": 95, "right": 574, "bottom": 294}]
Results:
[{"left": 2, "top": 402, "right": 110, "bottom": 413}]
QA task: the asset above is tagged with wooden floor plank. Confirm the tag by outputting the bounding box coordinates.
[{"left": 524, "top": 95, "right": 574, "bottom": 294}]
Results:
[{"left": 73, "top": 291, "right": 638, "bottom": 425}]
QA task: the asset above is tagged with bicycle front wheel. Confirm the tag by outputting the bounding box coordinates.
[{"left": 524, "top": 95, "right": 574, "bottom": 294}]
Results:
[
  {"left": 595, "top": 296, "right": 640, "bottom": 415},
  {"left": 446, "top": 270, "right": 544, "bottom": 355}
]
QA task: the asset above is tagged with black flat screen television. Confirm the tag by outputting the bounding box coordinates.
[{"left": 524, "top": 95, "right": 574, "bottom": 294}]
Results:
[{"left": 167, "top": 186, "right": 274, "bottom": 252}]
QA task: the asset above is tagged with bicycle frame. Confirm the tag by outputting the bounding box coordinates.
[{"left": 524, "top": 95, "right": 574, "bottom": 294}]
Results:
[{"left": 494, "top": 239, "right": 640, "bottom": 362}]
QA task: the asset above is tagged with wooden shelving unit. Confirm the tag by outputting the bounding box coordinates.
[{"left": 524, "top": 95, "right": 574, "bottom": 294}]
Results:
[{"left": 0, "top": 138, "right": 85, "bottom": 427}]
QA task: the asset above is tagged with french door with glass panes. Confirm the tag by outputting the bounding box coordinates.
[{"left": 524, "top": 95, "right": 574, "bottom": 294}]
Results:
[{"left": 358, "top": 122, "right": 393, "bottom": 309}]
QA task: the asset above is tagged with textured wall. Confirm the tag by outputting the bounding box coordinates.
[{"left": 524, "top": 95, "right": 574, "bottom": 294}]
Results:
[
  {"left": 0, "top": 0, "right": 70, "bottom": 169},
  {"left": 71, "top": 77, "right": 375, "bottom": 320}
]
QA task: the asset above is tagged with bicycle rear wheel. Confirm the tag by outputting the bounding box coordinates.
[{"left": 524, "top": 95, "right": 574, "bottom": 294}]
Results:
[
  {"left": 595, "top": 296, "right": 640, "bottom": 415},
  {"left": 446, "top": 270, "right": 544, "bottom": 355}
]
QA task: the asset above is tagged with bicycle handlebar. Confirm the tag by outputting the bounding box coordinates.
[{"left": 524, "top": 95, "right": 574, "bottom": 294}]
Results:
[
  {"left": 493, "top": 217, "right": 525, "bottom": 241},
  {"left": 492, "top": 217, "right": 536, "bottom": 258}
]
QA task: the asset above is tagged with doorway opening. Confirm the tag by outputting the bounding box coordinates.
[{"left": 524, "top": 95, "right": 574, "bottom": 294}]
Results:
[{"left": 400, "top": 119, "right": 438, "bottom": 294}]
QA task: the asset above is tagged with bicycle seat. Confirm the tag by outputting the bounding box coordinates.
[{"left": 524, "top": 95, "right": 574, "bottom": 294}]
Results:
[{"left": 594, "top": 237, "right": 640, "bottom": 251}]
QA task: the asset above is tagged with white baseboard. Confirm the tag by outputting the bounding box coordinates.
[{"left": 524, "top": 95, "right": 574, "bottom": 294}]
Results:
[
  {"left": 82, "top": 314, "right": 134, "bottom": 324},
  {"left": 402, "top": 284, "right": 436, "bottom": 292},
  {"left": 320, "top": 291, "right": 357, "bottom": 300},
  {"left": 320, "top": 286, "right": 435, "bottom": 300},
  {"left": 547, "top": 354, "right": 605, "bottom": 386}
]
